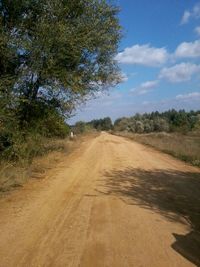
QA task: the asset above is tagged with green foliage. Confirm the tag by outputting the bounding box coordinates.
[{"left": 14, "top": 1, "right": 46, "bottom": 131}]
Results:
[
  {"left": 0, "top": 110, "right": 70, "bottom": 162},
  {"left": 114, "top": 110, "right": 200, "bottom": 134},
  {"left": 193, "top": 114, "right": 200, "bottom": 130},
  {"left": 72, "top": 117, "right": 113, "bottom": 133},
  {"left": 114, "top": 117, "right": 130, "bottom": 131},
  {"left": 89, "top": 117, "right": 113, "bottom": 131},
  {"left": 135, "top": 121, "right": 144, "bottom": 133},
  {"left": 74, "top": 121, "right": 87, "bottom": 134},
  {"left": 0, "top": 0, "right": 121, "bottom": 162},
  {"left": 0, "top": 0, "right": 121, "bottom": 119}
]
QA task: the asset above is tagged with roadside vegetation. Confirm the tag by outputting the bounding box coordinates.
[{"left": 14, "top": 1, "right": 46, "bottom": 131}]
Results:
[
  {"left": 113, "top": 109, "right": 200, "bottom": 167},
  {"left": 0, "top": 0, "right": 121, "bottom": 191},
  {"left": 117, "top": 132, "right": 200, "bottom": 167},
  {"left": 0, "top": 138, "right": 69, "bottom": 193},
  {"left": 113, "top": 109, "right": 200, "bottom": 133},
  {"left": 0, "top": 0, "right": 121, "bottom": 163},
  {"left": 0, "top": 132, "right": 98, "bottom": 193},
  {"left": 73, "top": 117, "right": 113, "bottom": 134},
  {"left": 70, "top": 110, "right": 200, "bottom": 167}
]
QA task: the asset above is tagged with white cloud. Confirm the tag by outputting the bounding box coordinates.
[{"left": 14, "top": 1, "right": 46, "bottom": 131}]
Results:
[
  {"left": 181, "top": 11, "right": 191, "bottom": 25},
  {"left": 115, "top": 44, "right": 169, "bottom": 66},
  {"left": 180, "top": 3, "right": 200, "bottom": 25},
  {"left": 175, "top": 40, "right": 200, "bottom": 58},
  {"left": 193, "top": 3, "right": 200, "bottom": 18},
  {"left": 176, "top": 92, "right": 200, "bottom": 100},
  {"left": 159, "top": 63, "right": 200, "bottom": 83},
  {"left": 131, "top": 80, "right": 159, "bottom": 95},
  {"left": 195, "top": 26, "right": 200, "bottom": 36}
]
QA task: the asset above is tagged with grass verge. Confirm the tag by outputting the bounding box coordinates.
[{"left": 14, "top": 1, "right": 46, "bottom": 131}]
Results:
[{"left": 114, "top": 131, "right": 200, "bottom": 168}]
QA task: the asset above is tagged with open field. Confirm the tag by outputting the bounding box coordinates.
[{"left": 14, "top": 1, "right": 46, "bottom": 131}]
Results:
[
  {"left": 0, "top": 132, "right": 199, "bottom": 266},
  {"left": 114, "top": 132, "right": 200, "bottom": 167}
]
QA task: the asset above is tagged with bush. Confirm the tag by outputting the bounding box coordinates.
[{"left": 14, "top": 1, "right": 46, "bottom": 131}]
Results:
[
  {"left": 0, "top": 107, "right": 70, "bottom": 163},
  {"left": 74, "top": 121, "right": 87, "bottom": 134}
]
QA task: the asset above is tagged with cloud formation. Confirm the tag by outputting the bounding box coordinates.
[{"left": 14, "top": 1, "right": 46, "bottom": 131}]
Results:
[
  {"left": 195, "top": 26, "right": 200, "bottom": 36},
  {"left": 115, "top": 44, "right": 168, "bottom": 66},
  {"left": 175, "top": 92, "right": 200, "bottom": 100},
  {"left": 131, "top": 80, "right": 159, "bottom": 95},
  {"left": 175, "top": 40, "right": 200, "bottom": 58},
  {"left": 181, "top": 11, "right": 191, "bottom": 25},
  {"left": 180, "top": 3, "right": 200, "bottom": 24},
  {"left": 116, "top": 39, "right": 200, "bottom": 69},
  {"left": 159, "top": 63, "right": 200, "bottom": 83}
]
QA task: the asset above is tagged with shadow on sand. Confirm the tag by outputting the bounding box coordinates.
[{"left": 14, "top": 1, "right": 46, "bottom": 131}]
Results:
[{"left": 100, "top": 168, "right": 200, "bottom": 266}]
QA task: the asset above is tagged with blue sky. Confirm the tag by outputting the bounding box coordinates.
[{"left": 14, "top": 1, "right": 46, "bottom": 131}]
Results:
[{"left": 69, "top": 0, "right": 200, "bottom": 124}]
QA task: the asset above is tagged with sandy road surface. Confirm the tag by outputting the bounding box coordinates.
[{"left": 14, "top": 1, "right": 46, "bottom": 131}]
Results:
[{"left": 0, "top": 132, "right": 200, "bottom": 267}]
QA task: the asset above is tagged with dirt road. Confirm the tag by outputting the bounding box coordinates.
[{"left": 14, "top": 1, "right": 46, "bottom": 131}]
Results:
[{"left": 0, "top": 132, "right": 200, "bottom": 267}]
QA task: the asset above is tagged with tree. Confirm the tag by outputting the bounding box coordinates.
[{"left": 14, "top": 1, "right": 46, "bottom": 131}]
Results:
[
  {"left": 114, "top": 117, "right": 130, "bottom": 131},
  {"left": 101, "top": 117, "right": 113, "bottom": 130},
  {"left": 112, "top": 110, "right": 200, "bottom": 135},
  {"left": 194, "top": 114, "right": 200, "bottom": 131},
  {"left": 88, "top": 117, "right": 112, "bottom": 131},
  {"left": 74, "top": 121, "right": 86, "bottom": 134},
  {"left": 0, "top": 0, "right": 121, "bottom": 126},
  {"left": 135, "top": 121, "right": 144, "bottom": 133},
  {"left": 143, "top": 119, "right": 153, "bottom": 133}
]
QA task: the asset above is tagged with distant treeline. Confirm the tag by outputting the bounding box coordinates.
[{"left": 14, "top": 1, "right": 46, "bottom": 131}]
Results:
[
  {"left": 73, "top": 117, "right": 113, "bottom": 133},
  {"left": 73, "top": 110, "right": 200, "bottom": 134},
  {"left": 114, "top": 110, "right": 200, "bottom": 133}
]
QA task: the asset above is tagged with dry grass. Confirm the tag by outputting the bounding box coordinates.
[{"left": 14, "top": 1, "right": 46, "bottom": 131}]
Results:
[
  {"left": 0, "top": 132, "right": 99, "bottom": 194},
  {"left": 0, "top": 138, "right": 69, "bottom": 193},
  {"left": 115, "top": 131, "right": 200, "bottom": 167}
]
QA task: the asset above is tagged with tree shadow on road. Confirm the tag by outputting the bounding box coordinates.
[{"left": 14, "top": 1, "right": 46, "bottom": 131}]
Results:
[{"left": 101, "top": 168, "right": 200, "bottom": 266}]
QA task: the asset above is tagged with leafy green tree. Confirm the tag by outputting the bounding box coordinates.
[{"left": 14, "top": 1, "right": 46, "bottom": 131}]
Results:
[
  {"left": 114, "top": 117, "right": 130, "bottom": 131},
  {"left": 101, "top": 117, "right": 113, "bottom": 130},
  {"left": 143, "top": 120, "right": 153, "bottom": 133},
  {"left": 153, "top": 118, "right": 169, "bottom": 132},
  {"left": 135, "top": 121, "right": 144, "bottom": 133},
  {"left": 88, "top": 117, "right": 113, "bottom": 131},
  {"left": 0, "top": 0, "right": 121, "bottom": 125}
]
